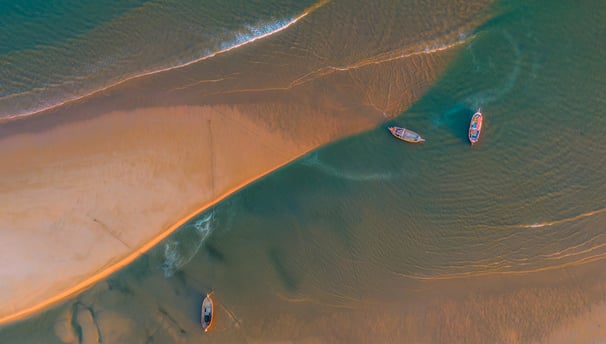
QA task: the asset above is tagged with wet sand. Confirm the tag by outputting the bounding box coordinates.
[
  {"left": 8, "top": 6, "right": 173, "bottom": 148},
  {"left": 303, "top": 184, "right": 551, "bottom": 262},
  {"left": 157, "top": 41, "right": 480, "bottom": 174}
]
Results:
[
  {"left": 0, "top": 101, "right": 375, "bottom": 324},
  {"left": 545, "top": 300, "right": 606, "bottom": 344},
  {"left": 0, "top": 0, "right": 490, "bottom": 327},
  {"left": 4, "top": 226, "right": 606, "bottom": 343},
  {"left": 0, "top": 43, "right": 460, "bottom": 326},
  {"left": 3, "top": 0, "right": 606, "bottom": 341}
]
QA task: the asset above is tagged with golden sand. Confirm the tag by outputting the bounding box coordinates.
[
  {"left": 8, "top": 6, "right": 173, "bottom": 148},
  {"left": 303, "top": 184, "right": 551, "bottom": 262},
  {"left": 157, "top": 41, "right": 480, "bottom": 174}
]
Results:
[
  {"left": 0, "top": 0, "right": 481, "bottom": 324},
  {"left": 0, "top": 99, "right": 378, "bottom": 325}
]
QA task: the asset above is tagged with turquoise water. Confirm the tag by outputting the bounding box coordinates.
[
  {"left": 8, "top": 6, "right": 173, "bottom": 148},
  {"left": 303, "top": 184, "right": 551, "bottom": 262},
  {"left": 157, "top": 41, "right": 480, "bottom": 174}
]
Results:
[
  {"left": 2, "top": 0, "right": 606, "bottom": 342},
  {"left": 0, "top": 0, "right": 318, "bottom": 118}
]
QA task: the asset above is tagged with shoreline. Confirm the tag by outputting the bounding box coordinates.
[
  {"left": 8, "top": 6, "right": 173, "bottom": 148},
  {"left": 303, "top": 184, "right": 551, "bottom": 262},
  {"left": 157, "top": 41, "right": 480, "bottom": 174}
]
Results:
[
  {"left": 0, "top": 145, "right": 313, "bottom": 326},
  {"left": 0, "top": 0, "right": 476, "bottom": 326},
  {"left": 0, "top": 0, "right": 331, "bottom": 123},
  {"left": 0, "top": 100, "right": 381, "bottom": 326}
]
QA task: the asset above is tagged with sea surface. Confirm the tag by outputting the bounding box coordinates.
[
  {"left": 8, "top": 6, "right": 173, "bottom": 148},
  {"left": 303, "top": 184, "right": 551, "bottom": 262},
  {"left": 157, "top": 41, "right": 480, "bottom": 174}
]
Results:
[
  {"left": 2, "top": 0, "right": 606, "bottom": 343},
  {"left": 0, "top": 0, "right": 320, "bottom": 118}
]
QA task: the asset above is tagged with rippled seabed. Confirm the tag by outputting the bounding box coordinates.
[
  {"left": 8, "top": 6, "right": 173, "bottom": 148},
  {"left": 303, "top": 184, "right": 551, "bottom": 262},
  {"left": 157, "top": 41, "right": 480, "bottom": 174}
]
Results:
[
  {"left": 2, "top": 0, "right": 606, "bottom": 343},
  {"left": 0, "top": 0, "right": 319, "bottom": 118}
]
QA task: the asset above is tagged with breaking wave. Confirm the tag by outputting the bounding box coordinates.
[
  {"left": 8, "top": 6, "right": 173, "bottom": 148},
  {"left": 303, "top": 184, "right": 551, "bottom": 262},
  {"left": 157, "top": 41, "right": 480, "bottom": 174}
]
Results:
[{"left": 0, "top": 0, "right": 331, "bottom": 121}]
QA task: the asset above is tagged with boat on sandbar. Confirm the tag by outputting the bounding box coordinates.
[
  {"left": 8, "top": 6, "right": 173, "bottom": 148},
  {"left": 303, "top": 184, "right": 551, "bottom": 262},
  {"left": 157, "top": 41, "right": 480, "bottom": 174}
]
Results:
[
  {"left": 388, "top": 126, "right": 425, "bottom": 143},
  {"left": 201, "top": 294, "right": 214, "bottom": 332},
  {"left": 468, "top": 109, "right": 483, "bottom": 145}
]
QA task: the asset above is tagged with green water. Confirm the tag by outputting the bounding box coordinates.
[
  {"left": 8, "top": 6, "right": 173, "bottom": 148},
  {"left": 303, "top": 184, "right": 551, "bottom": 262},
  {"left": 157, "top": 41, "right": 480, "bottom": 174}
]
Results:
[
  {"left": 0, "top": 0, "right": 318, "bottom": 117},
  {"left": 2, "top": 0, "right": 606, "bottom": 343}
]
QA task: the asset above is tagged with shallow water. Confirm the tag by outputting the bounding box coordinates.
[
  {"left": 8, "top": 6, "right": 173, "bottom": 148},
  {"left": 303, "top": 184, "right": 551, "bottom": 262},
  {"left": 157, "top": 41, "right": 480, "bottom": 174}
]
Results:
[
  {"left": 0, "top": 0, "right": 319, "bottom": 118},
  {"left": 2, "top": 0, "right": 606, "bottom": 343}
]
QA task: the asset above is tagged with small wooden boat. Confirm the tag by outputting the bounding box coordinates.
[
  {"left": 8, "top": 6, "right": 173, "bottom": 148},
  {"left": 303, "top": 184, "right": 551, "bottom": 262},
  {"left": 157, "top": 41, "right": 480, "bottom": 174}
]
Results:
[
  {"left": 201, "top": 294, "right": 214, "bottom": 332},
  {"left": 468, "top": 109, "right": 483, "bottom": 145},
  {"left": 388, "top": 126, "right": 425, "bottom": 143}
]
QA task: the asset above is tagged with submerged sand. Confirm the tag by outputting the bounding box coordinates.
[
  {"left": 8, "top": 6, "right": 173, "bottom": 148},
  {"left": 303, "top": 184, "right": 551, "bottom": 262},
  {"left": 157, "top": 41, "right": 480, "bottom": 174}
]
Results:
[
  {"left": 0, "top": 102, "right": 375, "bottom": 323},
  {"left": 0, "top": 51, "right": 460, "bottom": 325},
  {"left": 0, "top": 0, "right": 492, "bottom": 325}
]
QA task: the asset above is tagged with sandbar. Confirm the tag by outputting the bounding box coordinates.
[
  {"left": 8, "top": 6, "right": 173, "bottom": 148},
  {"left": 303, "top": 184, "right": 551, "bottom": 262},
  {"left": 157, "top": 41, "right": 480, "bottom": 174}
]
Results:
[
  {"left": 0, "top": 99, "right": 378, "bottom": 324},
  {"left": 0, "top": 0, "right": 477, "bottom": 324}
]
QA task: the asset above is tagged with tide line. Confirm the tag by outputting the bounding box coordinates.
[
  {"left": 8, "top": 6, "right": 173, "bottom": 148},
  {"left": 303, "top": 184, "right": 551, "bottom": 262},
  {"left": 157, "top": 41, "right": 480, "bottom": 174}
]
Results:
[
  {"left": 521, "top": 206, "right": 606, "bottom": 229},
  {"left": 0, "top": 148, "right": 316, "bottom": 326},
  {"left": 202, "top": 30, "right": 477, "bottom": 99},
  {"left": 479, "top": 206, "right": 606, "bottom": 231},
  {"left": 0, "top": 0, "right": 332, "bottom": 123},
  {"left": 392, "top": 250, "right": 606, "bottom": 282},
  {"left": 287, "top": 31, "right": 476, "bottom": 89}
]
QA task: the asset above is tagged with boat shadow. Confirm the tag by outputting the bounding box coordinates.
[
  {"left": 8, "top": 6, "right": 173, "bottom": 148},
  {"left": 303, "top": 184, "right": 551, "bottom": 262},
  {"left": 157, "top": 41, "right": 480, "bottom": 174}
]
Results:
[{"left": 449, "top": 105, "right": 476, "bottom": 144}]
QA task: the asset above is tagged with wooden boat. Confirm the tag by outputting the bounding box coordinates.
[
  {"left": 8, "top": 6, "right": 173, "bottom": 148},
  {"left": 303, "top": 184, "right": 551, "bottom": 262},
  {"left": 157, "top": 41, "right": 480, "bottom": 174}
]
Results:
[
  {"left": 468, "top": 109, "right": 483, "bottom": 145},
  {"left": 388, "top": 126, "right": 425, "bottom": 143},
  {"left": 201, "top": 294, "right": 214, "bottom": 332}
]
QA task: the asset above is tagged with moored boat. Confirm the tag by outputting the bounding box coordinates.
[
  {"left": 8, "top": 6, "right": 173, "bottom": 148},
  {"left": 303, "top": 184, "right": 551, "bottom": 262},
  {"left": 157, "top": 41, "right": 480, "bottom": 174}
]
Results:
[
  {"left": 201, "top": 294, "right": 214, "bottom": 332},
  {"left": 468, "top": 109, "right": 483, "bottom": 145},
  {"left": 388, "top": 126, "right": 425, "bottom": 143}
]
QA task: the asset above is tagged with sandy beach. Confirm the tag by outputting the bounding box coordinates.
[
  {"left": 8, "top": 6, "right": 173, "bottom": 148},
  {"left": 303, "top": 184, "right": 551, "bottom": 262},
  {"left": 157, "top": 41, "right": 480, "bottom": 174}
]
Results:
[
  {"left": 0, "top": 101, "right": 374, "bottom": 324},
  {"left": 0, "top": 0, "right": 496, "bottom": 329},
  {"left": 0, "top": 34, "right": 460, "bottom": 324},
  {"left": 4, "top": 0, "right": 606, "bottom": 342}
]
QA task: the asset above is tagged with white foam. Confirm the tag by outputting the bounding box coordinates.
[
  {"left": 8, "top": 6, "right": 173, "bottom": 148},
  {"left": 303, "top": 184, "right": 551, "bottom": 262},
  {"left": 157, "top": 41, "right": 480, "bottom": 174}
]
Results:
[
  {"left": 161, "top": 211, "right": 214, "bottom": 277},
  {"left": 1, "top": 2, "right": 329, "bottom": 121}
]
